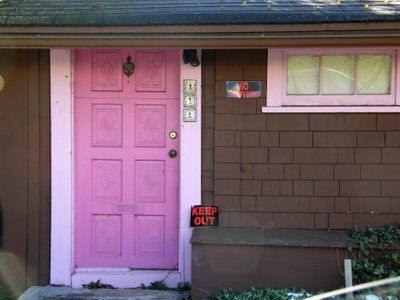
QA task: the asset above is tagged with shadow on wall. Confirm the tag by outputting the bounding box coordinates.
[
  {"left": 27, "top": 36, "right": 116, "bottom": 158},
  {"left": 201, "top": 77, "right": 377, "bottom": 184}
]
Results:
[
  {"left": 0, "top": 200, "right": 25, "bottom": 295},
  {"left": 0, "top": 252, "right": 25, "bottom": 295}
]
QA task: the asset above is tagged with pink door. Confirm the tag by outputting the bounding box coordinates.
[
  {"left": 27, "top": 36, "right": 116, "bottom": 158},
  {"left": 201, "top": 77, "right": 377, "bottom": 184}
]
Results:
[{"left": 75, "top": 50, "right": 180, "bottom": 269}]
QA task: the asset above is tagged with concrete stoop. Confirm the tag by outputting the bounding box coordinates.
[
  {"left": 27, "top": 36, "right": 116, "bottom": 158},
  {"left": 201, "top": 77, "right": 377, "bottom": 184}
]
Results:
[{"left": 19, "top": 286, "right": 183, "bottom": 300}]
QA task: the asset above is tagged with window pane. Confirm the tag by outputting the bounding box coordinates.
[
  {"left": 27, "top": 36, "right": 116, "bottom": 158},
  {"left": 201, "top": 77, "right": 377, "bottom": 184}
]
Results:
[
  {"left": 357, "top": 55, "right": 391, "bottom": 95},
  {"left": 287, "top": 56, "right": 319, "bottom": 95},
  {"left": 322, "top": 55, "right": 355, "bottom": 95}
]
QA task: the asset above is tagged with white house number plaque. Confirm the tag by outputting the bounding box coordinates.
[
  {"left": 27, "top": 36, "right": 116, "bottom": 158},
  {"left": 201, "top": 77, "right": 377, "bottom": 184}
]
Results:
[{"left": 183, "top": 79, "right": 197, "bottom": 122}]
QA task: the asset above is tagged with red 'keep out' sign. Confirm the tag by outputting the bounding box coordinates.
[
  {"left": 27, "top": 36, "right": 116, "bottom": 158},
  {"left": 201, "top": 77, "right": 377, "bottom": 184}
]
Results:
[{"left": 190, "top": 205, "right": 219, "bottom": 227}]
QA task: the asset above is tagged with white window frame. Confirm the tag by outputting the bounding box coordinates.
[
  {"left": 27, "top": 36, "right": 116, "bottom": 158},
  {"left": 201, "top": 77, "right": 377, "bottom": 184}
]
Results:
[{"left": 263, "top": 47, "right": 400, "bottom": 113}]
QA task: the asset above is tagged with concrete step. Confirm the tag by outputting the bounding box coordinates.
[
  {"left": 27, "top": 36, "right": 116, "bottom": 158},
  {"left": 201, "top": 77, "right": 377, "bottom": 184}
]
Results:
[{"left": 19, "top": 286, "right": 185, "bottom": 300}]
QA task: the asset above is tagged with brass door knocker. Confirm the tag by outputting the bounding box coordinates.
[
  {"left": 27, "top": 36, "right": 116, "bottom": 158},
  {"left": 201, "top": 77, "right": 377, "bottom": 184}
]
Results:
[{"left": 123, "top": 56, "right": 135, "bottom": 77}]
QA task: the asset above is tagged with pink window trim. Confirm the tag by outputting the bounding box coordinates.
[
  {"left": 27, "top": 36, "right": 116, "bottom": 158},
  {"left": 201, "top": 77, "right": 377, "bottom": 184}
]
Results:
[
  {"left": 262, "top": 106, "right": 400, "bottom": 113},
  {"left": 266, "top": 48, "right": 400, "bottom": 110}
]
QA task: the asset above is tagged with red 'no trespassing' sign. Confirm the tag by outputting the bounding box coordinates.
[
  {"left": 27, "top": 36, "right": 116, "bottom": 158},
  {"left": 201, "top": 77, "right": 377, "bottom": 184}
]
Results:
[{"left": 190, "top": 205, "right": 219, "bottom": 227}]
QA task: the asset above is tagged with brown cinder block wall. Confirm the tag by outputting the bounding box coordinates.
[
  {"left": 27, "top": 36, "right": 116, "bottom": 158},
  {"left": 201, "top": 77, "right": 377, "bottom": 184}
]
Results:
[{"left": 201, "top": 49, "right": 400, "bottom": 230}]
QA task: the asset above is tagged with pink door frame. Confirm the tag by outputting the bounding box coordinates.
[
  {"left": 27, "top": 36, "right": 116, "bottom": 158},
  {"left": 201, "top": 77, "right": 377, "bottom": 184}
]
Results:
[{"left": 49, "top": 49, "right": 202, "bottom": 287}]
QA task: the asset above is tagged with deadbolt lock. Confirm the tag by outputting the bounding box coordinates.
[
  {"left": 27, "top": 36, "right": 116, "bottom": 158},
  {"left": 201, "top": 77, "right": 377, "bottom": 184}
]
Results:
[{"left": 169, "top": 130, "right": 177, "bottom": 139}]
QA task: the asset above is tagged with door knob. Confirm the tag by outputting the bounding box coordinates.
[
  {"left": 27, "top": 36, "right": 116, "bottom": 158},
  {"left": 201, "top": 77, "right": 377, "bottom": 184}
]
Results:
[{"left": 169, "top": 150, "right": 178, "bottom": 158}]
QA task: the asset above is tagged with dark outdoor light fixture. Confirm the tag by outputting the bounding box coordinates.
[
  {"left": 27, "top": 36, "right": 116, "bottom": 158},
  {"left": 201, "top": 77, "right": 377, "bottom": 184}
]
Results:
[
  {"left": 123, "top": 56, "right": 135, "bottom": 77},
  {"left": 183, "top": 49, "right": 200, "bottom": 67}
]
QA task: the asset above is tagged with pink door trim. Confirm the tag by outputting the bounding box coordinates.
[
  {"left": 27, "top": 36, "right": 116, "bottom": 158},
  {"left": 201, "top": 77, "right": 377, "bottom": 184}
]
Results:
[{"left": 50, "top": 49, "right": 202, "bottom": 287}]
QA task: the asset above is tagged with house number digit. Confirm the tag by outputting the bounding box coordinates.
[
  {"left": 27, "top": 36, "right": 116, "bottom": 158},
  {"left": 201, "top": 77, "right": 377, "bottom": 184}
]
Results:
[
  {"left": 184, "top": 95, "right": 196, "bottom": 107},
  {"left": 183, "top": 108, "right": 196, "bottom": 122},
  {"left": 184, "top": 79, "right": 196, "bottom": 95}
]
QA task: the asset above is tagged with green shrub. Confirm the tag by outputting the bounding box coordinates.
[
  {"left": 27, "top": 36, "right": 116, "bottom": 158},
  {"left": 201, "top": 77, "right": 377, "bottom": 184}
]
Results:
[
  {"left": 0, "top": 285, "right": 16, "bottom": 300},
  {"left": 347, "top": 224, "right": 400, "bottom": 284},
  {"left": 206, "top": 287, "right": 310, "bottom": 300},
  {"left": 139, "top": 281, "right": 190, "bottom": 291},
  {"left": 139, "top": 281, "right": 168, "bottom": 290},
  {"left": 82, "top": 279, "right": 115, "bottom": 289}
]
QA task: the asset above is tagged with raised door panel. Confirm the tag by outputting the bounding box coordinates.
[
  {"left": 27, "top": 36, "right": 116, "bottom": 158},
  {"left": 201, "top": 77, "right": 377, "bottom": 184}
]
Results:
[
  {"left": 91, "top": 51, "right": 123, "bottom": 92},
  {"left": 92, "top": 160, "right": 122, "bottom": 201},
  {"left": 135, "top": 160, "right": 165, "bottom": 203},
  {"left": 135, "top": 105, "right": 166, "bottom": 148},
  {"left": 92, "top": 104, "right": 123, "bottom": 147},
  {"left": 135, "top": 51, "right": 166, "bottom": 92},
  {"left": 92, "top": 215, "right": 122, "bottom": 256}
]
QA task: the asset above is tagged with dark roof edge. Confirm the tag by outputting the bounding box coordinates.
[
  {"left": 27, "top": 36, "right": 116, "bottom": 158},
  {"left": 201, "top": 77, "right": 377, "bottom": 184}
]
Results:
[
  {"left": 1, "top": 23, "right": 400, "bottom": 48},
  {"left": 1, "top": 21, "right": 399, "bottom": 34}
]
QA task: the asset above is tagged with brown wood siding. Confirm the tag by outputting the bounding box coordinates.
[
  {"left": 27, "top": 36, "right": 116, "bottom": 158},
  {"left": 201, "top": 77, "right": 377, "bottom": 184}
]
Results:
[
  {"left": 201, "top": 49, "right": 400, "bottom": 230},
  {"left": 0, "top": 49, "right": 50, "bottom": 293}
]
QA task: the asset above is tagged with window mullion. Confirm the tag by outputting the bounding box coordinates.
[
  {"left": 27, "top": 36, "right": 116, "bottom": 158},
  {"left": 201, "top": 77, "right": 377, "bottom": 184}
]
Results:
[
  {"left": 319, "top": 54, "right": 322, "bottom": 96},
  {"left": 354, "top": 55, "right": 359, "bottom": 96}
]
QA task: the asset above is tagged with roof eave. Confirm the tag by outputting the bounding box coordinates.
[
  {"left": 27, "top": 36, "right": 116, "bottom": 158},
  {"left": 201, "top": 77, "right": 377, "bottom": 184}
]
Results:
[{"left": 1, "top": 22, "right": 400, "bottom": 48}]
